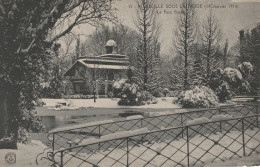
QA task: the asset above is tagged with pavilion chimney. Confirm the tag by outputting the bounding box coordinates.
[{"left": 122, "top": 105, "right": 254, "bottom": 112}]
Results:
[
  {"left": 239, "top": 30, "right": 245, "bottom": 44},
  {"left": 105, "top": 39, "right": 117, "bottom": 54}
]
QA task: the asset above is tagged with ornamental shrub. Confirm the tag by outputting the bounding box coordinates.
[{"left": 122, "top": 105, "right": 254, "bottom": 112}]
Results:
[
  {"left": 113, "top": 78, "right": 127, "bottom": 97},
  {"left": 118, "top": 81, "right": 157, "bottom": 106},
  {"left": 209, "top": 67, "right": 251, "bottom": 102},
  {"left": 177, "top": 86, "right": 219, "bottom": 108}
]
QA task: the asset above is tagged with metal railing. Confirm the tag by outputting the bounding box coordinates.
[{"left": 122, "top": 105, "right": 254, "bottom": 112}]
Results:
[
  {"left": 47, "top": 104, "right": 258, "bottom": 151},
  {"left": 50, "top": 114, "right": 260, "bottom": 167}
]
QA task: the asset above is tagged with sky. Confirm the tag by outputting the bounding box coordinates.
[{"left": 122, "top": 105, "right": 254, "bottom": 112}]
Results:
[{"left": 73, "top": 0, "right": 260, "bottom": 55}]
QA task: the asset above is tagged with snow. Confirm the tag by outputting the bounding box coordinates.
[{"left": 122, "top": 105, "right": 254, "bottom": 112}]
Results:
[
  {"left": 145, "top": 111, "right": 174, "bottom": 117},
  {"left": 223, "top": 67, "right": 243, "bottom": 82},
  {"left": 0, "top": 140, "right": 50, "bottom": 167},
  {"left": 113, "top": 78, "right": 127, "bottom": 89},
  {"left": 78, "top": 128, "right": 148, "bottom": 146},
  {"left": 211, "top": 114, "right": 234, "bottom": 121},
  {"left": 186, "top": 114, "right": 235, "bottom": 125},
  {"left": 53, "top": 129, "right": 260, "bottom": 167},
  {"left": 1, "top": 130, "right": 259, "bottom": 167},
  {"left": 125, "top": 115, "right": 144, "bottom": 120},
  {"left": 49, "top": 120, "right": 114, "bottom": 133},
  {"left": 186, "top": 117, "right": 211, "bottom": 126},
  {"left": 42, "top": 97, "right": 181, "bottom": 110},
  {"left": 205, "top": 152, "right": 260, "bottom": 166}
]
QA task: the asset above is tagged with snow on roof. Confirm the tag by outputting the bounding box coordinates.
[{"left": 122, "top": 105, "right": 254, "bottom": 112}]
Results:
[
  {"left": 98, "top": 54, "right": 127, "bottom": 59},
  {"left": 105, "top": 39, "right": 117, "bottom": 47},
  {"left": 78, "top": 60, "right": 129, "bottom": 69}
]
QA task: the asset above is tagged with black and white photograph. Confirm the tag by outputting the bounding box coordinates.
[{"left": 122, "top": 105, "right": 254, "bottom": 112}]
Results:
[{"left": 0, "top": 0, "right": 260, "bottom": 166}]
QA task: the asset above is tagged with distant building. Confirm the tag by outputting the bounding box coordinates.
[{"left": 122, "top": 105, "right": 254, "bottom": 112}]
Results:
[{"left": 64, "top": 39, "right": 129, "bottom": 96}]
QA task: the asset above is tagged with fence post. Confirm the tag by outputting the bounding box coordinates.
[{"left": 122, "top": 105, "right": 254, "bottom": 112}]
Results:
[
  {"left": 219, "top": 122, "right": 222, "bottom": 133},
  {"left": 52, "top": 133, "right": 55, "bottom": 152},
  {"left": 60, "top": 151, "right": 63, "bottom": 167},
  {"left": 256, "top": 104, "right": 259, "bottom": 127},
  {"left": 186, "top": 127, "right": 190, "bottom": 167},
  {"left": 141, "top": 119, "right": 144, "bottom": 144},
  {"left": 181, "top": 114, "right": 184, "bottom": 138},
  {"left": 241, "top": 118, "right": 246, "bottom": 156},
  {"left": 98, "top": 125, "right": 101, "bottom": 151},
  {"left": 127, "top": 138, "right": 129, "bottom": 167}
]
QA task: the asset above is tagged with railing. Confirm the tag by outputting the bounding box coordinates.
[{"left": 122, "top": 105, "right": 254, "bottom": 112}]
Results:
[
  {"left": 50, "top": 114, "right": 260, "bottom": 167},
  {"left": 46, "top": 104, "right": 258, "bottom": 152}
]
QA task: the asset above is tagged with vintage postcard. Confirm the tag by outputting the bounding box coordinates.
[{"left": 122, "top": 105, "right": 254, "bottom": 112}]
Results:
[{"left": 0, "top": 0, "right": 260, "bottom": 166}]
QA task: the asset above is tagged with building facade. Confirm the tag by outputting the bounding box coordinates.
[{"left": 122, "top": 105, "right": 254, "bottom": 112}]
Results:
[{"left": 64, "top": 40, "right": 129, "bottom": 96}]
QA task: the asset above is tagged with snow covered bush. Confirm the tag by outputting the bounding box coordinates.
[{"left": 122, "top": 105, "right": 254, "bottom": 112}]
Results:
[
  {"left": 177, "top": 86, "right": 219, "bottom": 108},
  {"left": 139, "top": 91, "right": 158, "bottom": 105},
  {"left": 118, "top": 82, "right": 140, "bottom": 106},
  {"left": 17, "top": 127, "right": 31, "bottom": 144},
  {"left": 238, "top": 62, "right": 253, "bottom": 77},
  {"left": 209, "top": 67, "right": 251, "bottom": 102},
  {"left": 118, "top": 82, "right": 157, "bottom": 106},
  {"left": 163, "top": 88, "right": 170, "bottom": 97},
  {"left": 222, "top": 68, "right": 243, "bottom": 86},
  {"left": 113, "top": 78, "right": 127, "bottom": 97},
  {"left": 214, "top": 81, "right": 233, "bottom": 102}
]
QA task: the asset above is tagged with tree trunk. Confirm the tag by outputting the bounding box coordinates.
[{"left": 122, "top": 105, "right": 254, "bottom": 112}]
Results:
[{"left": 0, "top": 82, "right": 18, "bottom": 149}]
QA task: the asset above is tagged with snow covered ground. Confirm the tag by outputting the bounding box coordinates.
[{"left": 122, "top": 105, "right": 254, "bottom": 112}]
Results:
[
  {"left": 42, "top": 97, "right": 181, "bottom": 110},
  {"left": 51, "top": 129, "right": 260, "bottom": 167},
  {"left": 1, "top": 129, "right": 260, "bottom": 167},
  {"left": 0, "top": 140, "right": 50, "bottom": 167}
]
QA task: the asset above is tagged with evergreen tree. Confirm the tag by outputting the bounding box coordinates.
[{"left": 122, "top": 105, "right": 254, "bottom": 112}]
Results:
[
  {"left": 173, "top": 0, "right": 198, "bottom": 90},
  {"left": 200, "top": 9, "right": 222, "bottom": 85},
  {"left": 133, "top": 0, "right": 161, "bottom": 92}
]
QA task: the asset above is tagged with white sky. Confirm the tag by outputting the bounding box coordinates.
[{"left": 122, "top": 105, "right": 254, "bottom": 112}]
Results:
[{"left": 72, "top": 0, "right": 260, "bottom": 55}]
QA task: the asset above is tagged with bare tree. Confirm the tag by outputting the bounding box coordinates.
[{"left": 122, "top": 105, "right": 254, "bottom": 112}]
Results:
[
  {"left": 200, "top": 9, "right": 222, "bottom": 84},
  {"left": 134, "top": 0, "right": 161, "bottom": 92},
  {"left": 173, "top": 0, "right": 197, "bottom": 90},
  {"left": 82, "top": 24, "right": 139, "bottom": 62}
]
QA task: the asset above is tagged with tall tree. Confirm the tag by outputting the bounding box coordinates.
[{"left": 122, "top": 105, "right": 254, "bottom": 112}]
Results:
[
  {"left": 222, "top": 39, "right": 229, "bottom": 68},
  {"left": 0, "top": 0, "right": 116, "bottom": 149},
  {"left": 200, "top": 9, "right": 222, "bottom": 85},
  {"left": 239, "top": 24, "right": 260, "bottom": 91},
  {"left": 134, "top": 0, "right": 161, "bottom": 92},
  {"left": 82, "top": 24, "right": 139, "bottom": 64},
  {"left": 173, "top": 0, "right": 197, "bottom": 90}
]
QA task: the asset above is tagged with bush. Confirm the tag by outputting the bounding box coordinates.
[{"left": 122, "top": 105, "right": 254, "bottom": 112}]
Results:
[
  {"left": 209, "top": 67, "right": 251, "bottom": 102},
  {"left": 118, "top": 82, "right": 140, "bottom": 106},
  {"left": 238, "top": 62, "right": 253, "bottom": 77},
  {"left": 139, "top": 91, "right": 158, "bottom": 105},
  {"left": 17, "top": 127, "right": 31, "bottom": 144},
  {"left": 177, "top": 86, "right": 219, "bottom": 108},
  {"left": 152, "top": 88, "right": 165, "bottom": 97},
  {"left": 113, "top": 78, "right": 127, "bottom": 97},
  {"left": 222, "top": 68, "right": 243, "bottom": 86},
  {"left": 118, "top": 82, "right": 157, "bottom": 106}
]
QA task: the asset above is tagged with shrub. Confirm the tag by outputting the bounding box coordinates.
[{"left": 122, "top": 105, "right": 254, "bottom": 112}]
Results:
[
  {"left": 139, "top": 91, "right": 158, "bottom": 105},
  {"left": 209, "top": 67, "right": 251, "bottom": 102},
  {"left": 152, "top": 88, "right": 164, "bottom": 97},
  {"left": 118, "top": 82, "right": 140, "bottom": 106},
  {"left": 163, "top": 88, "right": 170, "bottom": 97},
  {"left": 113, "top": 78, "right": 127, "bottom": 97},
  {"left": 238, "top": 62, "right": 253, "bottom": 77},
  {"left": 177, "top": 86, "right": 219, "bottom": 108},
  {"left": 118, "top": 82, "right": 157, "bottom": 106},
  {"left": 17, "top": 127, "right": 31, "bottom": 144},
  {"left": 222, "top": 68, "right": 243, "bottom": 86}
]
